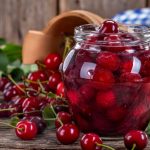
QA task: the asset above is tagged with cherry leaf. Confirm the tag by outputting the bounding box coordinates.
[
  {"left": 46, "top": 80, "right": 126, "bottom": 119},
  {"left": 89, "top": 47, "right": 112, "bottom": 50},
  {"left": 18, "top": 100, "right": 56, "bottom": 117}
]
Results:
[
  {"left": 42, "top": 105, "right": 56, "bottom": 127},
  {"left": 10, "top": 116, "right": 20, "bottom": 126}
]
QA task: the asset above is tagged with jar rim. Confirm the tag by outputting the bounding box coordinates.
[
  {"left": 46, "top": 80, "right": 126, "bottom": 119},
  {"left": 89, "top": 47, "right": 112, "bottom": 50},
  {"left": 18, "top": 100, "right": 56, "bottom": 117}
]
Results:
[
  {"left": 75, "top": 24, "right": 150, "bottom": 35},
  {"left": 74, "top": 24, "right": 150, "bottom": 50}
]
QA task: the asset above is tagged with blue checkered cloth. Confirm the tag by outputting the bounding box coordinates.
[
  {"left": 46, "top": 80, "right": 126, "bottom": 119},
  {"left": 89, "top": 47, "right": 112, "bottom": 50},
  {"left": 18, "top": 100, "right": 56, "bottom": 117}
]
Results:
[{"left": 112, "top": 8, "right": 150, "bottom": 26}]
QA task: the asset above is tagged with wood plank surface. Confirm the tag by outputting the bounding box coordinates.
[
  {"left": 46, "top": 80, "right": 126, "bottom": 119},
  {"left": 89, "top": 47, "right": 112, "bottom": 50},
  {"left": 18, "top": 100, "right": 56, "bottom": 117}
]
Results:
[
  {"left": 0, "top": 0, "right": 148, "bottom": 44},
  {"left": 0, "top": 0, "right": 57, "bottom": 44},
  {"left": 0, "top": 125, "right": 150, "bottom": 150},
  {"left": 147, "top": 0, "right": 150, "bottom": 6},
  {"left": 59, "top": 0, "right": 146, "bottom": 18}
]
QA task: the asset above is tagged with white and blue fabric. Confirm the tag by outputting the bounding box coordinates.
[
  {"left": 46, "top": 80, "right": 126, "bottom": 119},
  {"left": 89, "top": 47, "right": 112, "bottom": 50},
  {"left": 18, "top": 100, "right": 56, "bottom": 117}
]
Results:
[{"left": 112, "top": 8, "right": 150, "bottom": 26}]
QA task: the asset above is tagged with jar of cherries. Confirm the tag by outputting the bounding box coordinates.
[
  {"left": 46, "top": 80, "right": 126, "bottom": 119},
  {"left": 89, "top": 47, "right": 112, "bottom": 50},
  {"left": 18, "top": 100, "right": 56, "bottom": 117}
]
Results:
[{"left": 62, "top": 20, "right": 150, "bottom": 136}]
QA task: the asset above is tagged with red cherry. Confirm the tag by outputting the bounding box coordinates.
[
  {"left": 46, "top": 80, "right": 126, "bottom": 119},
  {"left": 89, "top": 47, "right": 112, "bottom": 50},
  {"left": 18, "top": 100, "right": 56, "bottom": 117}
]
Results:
[
  {"left": 22, "top": 97, "right": 40, "bottom": 117},
  {"left": 22, "top": 97, "right": 39, "bottom": 110},
  {"left": 96, "top": 52, "right": 120, "bottom": 71},
  {"left": 120, "top": 72, "right": 141, "bottom": 82},
  {"left": 28, "top": 70, "right": 47, "bottom": 82},
  {"left": 75, "top": 49, "right": 92, "bottom": 65},
  {"left": 104, "top": 34, "right": 120, "bottom": 41},
  {"left": 107, "top": 105, "right": 126, "bottom": 122},
  {"left": 44, "top": 53, "right": 62, "bottom": 70},
  {"left": 132, "top": 104, "right": 147, "bottom": 118},
  {"left": 54, "top": 105, "right": 69, "bottom": 113},
  {"left": 27, "top": 70, "right": 47, "bottom": 90},
  {"left": 93, "top": 68, "right": 115, "bottom": 89},
  {"left": 55, "top": 112, "right": 72, "bottom": 128},
  {"left": 96, "top": 90, "right": 116, "bottom": 110},
  {"left": 99, "top": 20, "right": 119, "bottom": 33},
  {"left": 48, "top": 72, "right": 62, "bottom": 90},
  {"left": 23, "top": 107, "right": 41, "bottom": 117},
  {"left": 103, "top": 34, "right": 124, "bottom": 53},
  {"left": 121, "top": 60, "right": 133, "bottom": 73},
  {"left": 28, "top": 116, "right": 47, "bottom": 134},
  {"left": 67, "top": 90, "right": 80, "bottom": 106},
  {"left": 3, "top": 82, "right": 13, "bottom": 91},
  {"left": 3, "top": 87, "right": 18, "bottom": 101},
  {"left": 22, "top": 97, "right": 41, "bottom": 116},
  {"left": 13, "top": 83, "right": 25, "bottom": 96},
  {"left": 79, "top": 84, "right": 95, "bottom": 101},
  {"left": 124, "top": 130, "right": 148, "bottom": 150},
  {"left": 15, "top": 120, "right": 37, "bottom": 140},
  {"left": 56, "top": 82, "right": 65, "bottom": 97},
  {"left": 93, "top": 68, "right": 115, "bottom": 83},
  {"left": 38, "top": 96, "right": 49, "bottom": 110},
  {"left": 80, "top": 133, "right": 103, "bottom": 150},
  {"left": 8, "top": 103, "right": 22, "bottom": 116},
  {"left": 12, "top": 96, "right": 25, "bottom": 106},
  {"left": 56, "top": 123, "right": 80, "bottom": 145},
  {"left": 140, "top": 53, "right": 150, "bottom": 77},
  {"left": 0, "top": 77, "right": 9, "bottom": 91},
  {"left": 103, "top": 34, "right": 133, "bottom": 53}
]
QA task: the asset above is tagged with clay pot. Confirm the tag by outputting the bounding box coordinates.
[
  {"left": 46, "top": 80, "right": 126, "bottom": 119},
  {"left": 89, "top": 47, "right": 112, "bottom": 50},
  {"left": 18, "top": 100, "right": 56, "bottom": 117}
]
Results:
[{"left": 22, "top": 10, "right": 104, "bottom": 64}]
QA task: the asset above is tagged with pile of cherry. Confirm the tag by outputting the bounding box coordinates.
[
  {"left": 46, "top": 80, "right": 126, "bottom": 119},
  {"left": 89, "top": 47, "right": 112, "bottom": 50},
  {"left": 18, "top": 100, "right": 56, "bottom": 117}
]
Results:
[{"left": 0, "top": 22, "right": 149, "bottom": 150}]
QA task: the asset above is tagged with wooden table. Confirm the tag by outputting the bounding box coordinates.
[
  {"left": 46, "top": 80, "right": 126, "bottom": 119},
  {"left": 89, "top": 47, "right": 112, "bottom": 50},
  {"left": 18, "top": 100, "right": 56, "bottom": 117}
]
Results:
[
  {"left": 0, "top": 125, "right": 150, "bottom": 150},
  {"left": 0, "top": 94, "right": 150, "bottom": 150}
]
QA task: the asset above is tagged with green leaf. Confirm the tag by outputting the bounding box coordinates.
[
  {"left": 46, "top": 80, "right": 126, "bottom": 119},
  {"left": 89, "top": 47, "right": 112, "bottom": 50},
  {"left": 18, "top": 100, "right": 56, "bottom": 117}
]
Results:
[
  {"left": 1, "top": 43, "right": 22, "bottom": 51},
  {"left": 21, "top": 64, "right": 38, "bottom": 74},
  {"left": 0, "top": 71, "right": 4, "bottom": 77},
  {"left": 7, "top": 60, "right": 21, "bottom": 73},
  {"left": 10, "top": 59, "right": 21, "bottom": 67},
  {"left": 1, "top": 43, "right": 22, "bottom": 61},
  {"left": 145, "top": 122, "right": 150, "bottom": 135},
  {"left": 42, "top": 105, "right": 56, "bottom": 127},
  {"left": 0, "top": 50, "right": 9, "bottom": 72},
  {"left": 10, "top": 68, "right": 24, "bottom": 81},
  {"left": 47, "top": 92, "right": 57, "bottom": 98},
  {"left": 10, "top": 116, "right": 20, "bottom": 126},
  {"left": 30, "top": 64, "right": 38, "bottom": 72},
  {"left": 0, "top": 38, "right": 6, "bottom": 45}
]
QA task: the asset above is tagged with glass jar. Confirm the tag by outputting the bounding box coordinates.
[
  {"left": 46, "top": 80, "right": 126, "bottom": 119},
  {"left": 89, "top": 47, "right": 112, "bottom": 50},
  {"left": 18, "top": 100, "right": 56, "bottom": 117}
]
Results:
[{"left": 62, "top": 23, "right": 150, "bottom": 136}]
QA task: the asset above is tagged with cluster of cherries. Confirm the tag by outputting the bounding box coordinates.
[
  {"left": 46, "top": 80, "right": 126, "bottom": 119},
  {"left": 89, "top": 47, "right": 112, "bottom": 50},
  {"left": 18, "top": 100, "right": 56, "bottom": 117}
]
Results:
[
  {"left": 0, "top": 20, "right": 149, "bottom": 150},
  {"left": 0, "top": 53, "right": 67, "bottom": 138}
]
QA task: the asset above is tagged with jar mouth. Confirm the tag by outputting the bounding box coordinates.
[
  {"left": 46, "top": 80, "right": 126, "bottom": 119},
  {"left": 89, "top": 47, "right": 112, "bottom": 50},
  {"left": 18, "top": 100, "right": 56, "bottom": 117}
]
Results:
[{"left": 74, "top": 24, "right": 150, "bottom": 47}]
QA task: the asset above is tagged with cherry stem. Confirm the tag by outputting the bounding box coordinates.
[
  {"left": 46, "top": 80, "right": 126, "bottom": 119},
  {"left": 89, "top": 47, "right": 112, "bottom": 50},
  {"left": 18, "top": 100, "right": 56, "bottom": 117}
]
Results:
[
  {"left": 8, "top": 75, "right": 26, "bottom": 94},
  {"left": 63, "top": 36, "right": 73, "bottom": 60},
  {"left": 0, "top": 108, "right": 15, "bottom": 112},
  {"left": 44, "top": 118, "right": 56, "bottom": 121},
  {"left": 11, "top": 110, "right": 41, "bottom": 117},
  {"left": 96, "top": 142, "right": 116, "bottom": 150},
  {"left": 35, "top": 60, "right": 46, "bottom": 68},
  {"left": 38, "top": 80, "right": 45, "bottom": 93},
  {"left": 57, "top": 116, "right": 63, "bottom": 126},
  {"left": 55, "top": 104, "right": 69, "bottom": 108},
  {"left": 50, "top": 105, "right": 63, "bottom": 126},
  {"left": 26, "top": 87, "right": 40, "bottom": 96},
  {"left": 50, "top": 105, "right": 57, "bottom": 117},
  {"left": 25, "top": 79, "right": 48, "bottom": 84},
  {"left": 0, "top": 120, "right": 22, "bottom": 131},
  {"left": 131, "top": 144, "right": 136, "bottom": 150},
  {"left": 47, "top": 91, "right": 68, "bottom": 104}
]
